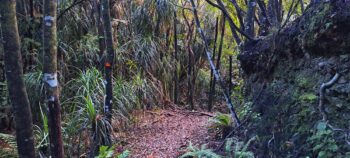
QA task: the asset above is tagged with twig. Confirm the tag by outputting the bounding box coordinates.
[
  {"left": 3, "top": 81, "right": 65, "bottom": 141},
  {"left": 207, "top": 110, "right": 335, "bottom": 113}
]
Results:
[{"left": 319, "top": 73, "right": 340, "bottom": 121}]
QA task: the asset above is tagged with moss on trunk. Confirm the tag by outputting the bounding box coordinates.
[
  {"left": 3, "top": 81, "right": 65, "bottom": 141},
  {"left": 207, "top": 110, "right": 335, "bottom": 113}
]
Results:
[{"left": 0, "top": 0, "right": 36, "bottom": 157}]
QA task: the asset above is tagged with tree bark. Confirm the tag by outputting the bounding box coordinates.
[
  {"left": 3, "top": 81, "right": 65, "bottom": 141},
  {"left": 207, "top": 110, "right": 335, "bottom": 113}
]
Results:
[
  {"left": 208, "top": 17, "right": 219, "bottom": 112},
  {"left": 267, "top": 0, "right": 278, "bottom": 27},
  {"left": 173, "top": 11, "right": 178, "bottom": 104},
  {"left": 245, "top": 0, "right": 256, "bottom": 37},
  {"left": 228, "top": 55, "right": 233, "bottom": 95},
  {"left": 182, "top": 8, "right": 195, "bottom": 109},
  {"left": 43, "top": 0, "right": 64, "bottom": 157},
  {"left": 0, "top": 1, "right": 36, "bottom": 157},
  {"left": 299, "top": 0, "right": 304, "bottom": 12},
  {"left": 209, "top": 15, "right": 226, "bottom": 111},
  {"left": 101, "top": 0, "right": 114, "bottom": 145}
]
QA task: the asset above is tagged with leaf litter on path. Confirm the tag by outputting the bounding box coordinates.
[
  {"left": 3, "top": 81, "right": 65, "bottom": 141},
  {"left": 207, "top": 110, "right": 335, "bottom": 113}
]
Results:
[{"left": 114, "top": 109, "right": 215, "bottom": 158}]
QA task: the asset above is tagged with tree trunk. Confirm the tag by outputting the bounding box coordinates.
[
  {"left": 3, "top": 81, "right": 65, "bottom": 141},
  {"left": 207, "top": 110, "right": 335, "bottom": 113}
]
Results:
[
  {"left": 101, "top": 0, "right": 114, "bottom": 145},
  {"left": 267, "top": 0, "right": 278, "bottom": 27},
  {"left": 0, "top": 1, "right": 36, "bottom": 157},
  {"left": 190, "top": 0, "right": 240, "bottom": 125},
  {"left": 299, "top": 0, "right": 304, "bottom": 12},
  {"left": 228, "top": 55, "right": 233, "bottom": 95},
  {"left": 208, "top": 17, "right": 219, "bottom": 112},
  {"left": 43, "top": 0, "right": 64, "bottom": 157},
  {"left": 245, "top": 0, "right": 256, "bottom": 37},
  {"left": 187, "top": 25, "right": 194, "bottom": 109},
  {"left": 97, "top": 1, "right": 106, "bottom": 59},
  {"left": 173, "top": 11, "right": 178, "bottom": 104},
  {"left": 209, "top": 15, "right": 225, "bottom": 112}
]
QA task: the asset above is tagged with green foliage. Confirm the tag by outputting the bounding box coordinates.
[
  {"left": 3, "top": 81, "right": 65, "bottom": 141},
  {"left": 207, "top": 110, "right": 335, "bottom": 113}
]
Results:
[
  {"left": 63, "top": 68, "right": 113, "bottom": 149},
  {"left": 306, "top": 121, "right": 340, "bottom": 158},
  {"left": 76, "top": 33, "right": 100, "bottom": 66},
  {"left": 299, "top": 93, "right": 317, "bottom": 103},
  {"left": 225, "top": 137, "right": 255, "bottom": 158},
  {"left": 33, "top": 106, "right": 49, "bottom": 153},
  {"left": 209, "top": 113, "right": 232, "bottom": 128},
  {"left": 23, "top": 71, "right": 43, "bottom": 108},
  {"left": 96, "top": 145, "right": 130, "bottom": 158},
  {"left": 96, "top": 145, "right": 114, "bottom": 158},
  {"left": 180, "top": 142, "right": 221, "bottom": 158},
  {"left": 116, "top": 150, "right": 130, "bottom": 158},
  {"left": 296, "top": 75, "right": 313, "bottom": 89},
  {"left": 64, "top": 68, "right": 104, "bottom": 112},
  {"left": 209, "top": 113, "right": 235, "bottom": 139},
  {"left": 181, "top": 137, "right": 256, "bottom": 158}
]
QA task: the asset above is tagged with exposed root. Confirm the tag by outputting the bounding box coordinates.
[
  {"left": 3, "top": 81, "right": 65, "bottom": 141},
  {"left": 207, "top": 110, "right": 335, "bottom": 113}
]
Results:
[{"left": 318, "top": 73, "right": 340, "bottom": 121}]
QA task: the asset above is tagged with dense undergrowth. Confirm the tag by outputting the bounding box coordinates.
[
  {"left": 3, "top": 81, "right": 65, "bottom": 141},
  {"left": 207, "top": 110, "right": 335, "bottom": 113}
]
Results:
[{"left": 1, "top": 0, "right": 350, "bottom": 157}]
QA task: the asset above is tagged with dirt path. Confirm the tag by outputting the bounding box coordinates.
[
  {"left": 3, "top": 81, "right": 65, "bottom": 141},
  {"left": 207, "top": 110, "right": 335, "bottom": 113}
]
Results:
[{"left": 115, "top": 109, "right": 214, "bottom": 158}]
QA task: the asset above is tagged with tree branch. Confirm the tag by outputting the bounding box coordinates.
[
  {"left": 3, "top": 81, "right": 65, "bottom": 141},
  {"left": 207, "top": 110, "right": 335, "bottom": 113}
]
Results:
[{"left": 204, "top": 0, "right": 255, "bottom": 42}]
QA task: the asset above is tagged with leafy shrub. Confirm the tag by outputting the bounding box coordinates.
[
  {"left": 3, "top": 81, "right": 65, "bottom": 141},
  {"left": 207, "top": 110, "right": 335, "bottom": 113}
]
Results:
[
  {"left": 180, "top": 142, "right": 221, "bottom": 158},
  {"left": 306, "top": 121, "right": 340, "bottom": 158},
  {"left": 96, "top": 145, "right": 130, "bottom": 158},
  {"left": 209, "top": 113, "right": 233, "bottom": 139},
  {"left": 224, "top": 137, "right": 255, "bottom": 158}
]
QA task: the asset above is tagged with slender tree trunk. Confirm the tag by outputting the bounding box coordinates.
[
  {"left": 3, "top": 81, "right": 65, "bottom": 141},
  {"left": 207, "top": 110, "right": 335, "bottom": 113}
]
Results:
[
  {"left": 162, "top": 27, "right": 171, "bottom": 60},
  {"left": 276, "top": 0, "right": 283, "bottom": 24},
  {"left": 267, "top": 0, "right": 278, "bottom": 27},
  {"left": 173, "top": 11, "right": 178, "bottom": 104},
  {"left": 181, "top": 5, "right": 194, "bottom": 109},
  {"left": 43, "top": 0, "right": 64, "bottom": 157},
  {"left": 257, "top": 0, "right": 270, "bottom": 35},
  {"left": 27, "top": 0, "right": 35, "bottom": 71},
  {"left": 228, "top": 55, "right": 233, "bottom": 95},
  {"left": 246, "top": 0, "right": 256, "bottom": 37},
  {"left": 102, "top": 0, "right": 114, "bottom": 145},
  {"left": 190, "top": 0, "right": 240, "bottom": 125},
  {"left": 210, "top": 15, "right": 226, "bottom": 111},
  {"left": 0, "top": 1, "right": 36, "bottom": 157},
  {"left": 229, "top": 0, "right": 245, "bottom": 30},
  {"left": 208, "top": 17, "right": 219, "bottom": 112},
  {"left": 187, "top": 27, "right": 194, "bottom": 109},
  {"left": 299, "top": 0, "right": 304, "bottom": 13},
  {"left": 97, "top": 1, "right": 105, "bottom": 59}
]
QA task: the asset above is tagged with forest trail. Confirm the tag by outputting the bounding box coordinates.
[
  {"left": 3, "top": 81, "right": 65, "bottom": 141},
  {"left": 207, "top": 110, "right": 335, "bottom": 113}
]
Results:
[{"left": 115, "top": 109, "right": 215, "bottom": 158}]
